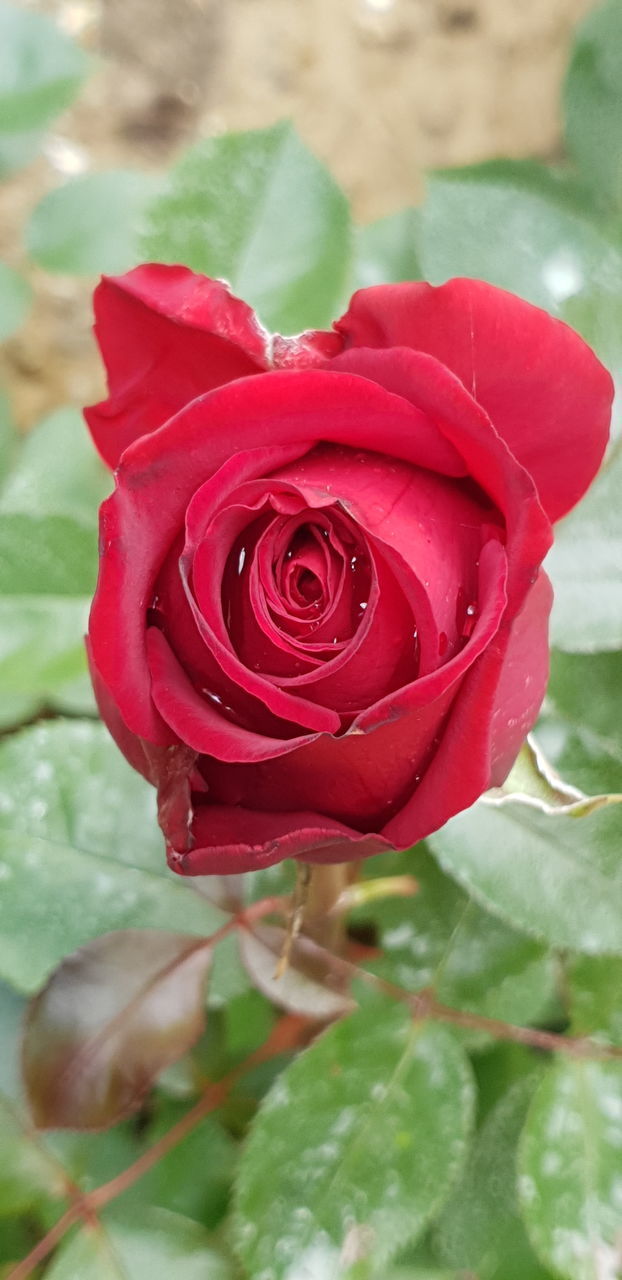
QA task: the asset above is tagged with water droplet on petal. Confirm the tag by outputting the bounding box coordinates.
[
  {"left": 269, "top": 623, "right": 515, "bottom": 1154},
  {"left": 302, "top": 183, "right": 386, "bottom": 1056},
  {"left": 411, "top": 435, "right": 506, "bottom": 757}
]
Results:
[{"left": 461, "top": 602, "right": 478, "bottom": 638}]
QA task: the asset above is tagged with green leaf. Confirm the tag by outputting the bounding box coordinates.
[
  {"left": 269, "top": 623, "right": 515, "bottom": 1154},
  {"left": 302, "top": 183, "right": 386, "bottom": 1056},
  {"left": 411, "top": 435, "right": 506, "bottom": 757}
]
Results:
[
  {"left": 428, "top": 798, "right": 622, "bottom": 954},
  {"left": 568, "top": 955, "right": 622, "bottom": 1046},
  {"left": 358, "top": 847, "right": 552, "bottom": 1029},
  {"left": 138, "top": 1102, "right": 237, "bottom": 1227},
  {"left": 0, "top": 262, "right": 31, "bottom": 342},
  {"left": 0, "top": 595, "right": 93, "bottom": 715},
  {"left": 435, "top": 1075, "right": 549, "bottom": 1280},
  {"left": 234, "top": 1003, "right": 474, "bottom": 1277},
  {"left": 0, "top": 407, "right": 109, "bottom": 713},
  {"left": 0, "top": 127, "right": 42, "bottom": 178},
  {"left": 564, "top": 0, "right": 622, "bottom": 209},
  {"left": 0, "top": 0, "right": 87, "bottom": 132},
  {"left": 0, "top": 514, "right": 98, "bottom": 595},
  {"left": 142, "top": 121, "right": 352, "bottom": 332},
  {"left": 355, "top": 208, "right": 423, "bottom": 288},
  {"left": 0, "top": 979, "right": 24, "bottom": 1097},
  {"left": 0, "top": 1094, "right": 67, "bottom": 1216},
  {"left": 518, "top": 1058, "right": 622, "bottom": 1280},
  {"left": 45, "top": 1208, "right": 234, "bottom": 1280},
  {"left": 355, "top": 161, "right": 622, "bottom": 454},
  {"left": 500, "top": 738, "right": 589, "bottom": 809},
  {"left": 0, "top": 406, "right": 109, "bottom": 523},
  {"left": 355, "top": 162, "right": 621, "bottom": 310},
  {"left": 0, "top": 390, "right": 18, "bottom": 480},
  {"left": 381, "top": 1272, "right": 457, "bottom": 1280},
  {"left": 24, "top": 930, "right": 215, "bottom": 1129},
  {"left": 547, "top": 444, "right": 622, "bottom": 653},
  {"left": 28, "top": 170, "right": 165, "bottom": 276},
  {"left": 0, "top": 981, "right": 69, "bottom": 1218},
  {"left": 539, "top": 650, "right": 622, "bottom": 796},
  {"left": 562, "top": 287, "right": 622, "bottom": 439},
  {"left": 0, "top": 720, "right": 226, "bottom": 993}
]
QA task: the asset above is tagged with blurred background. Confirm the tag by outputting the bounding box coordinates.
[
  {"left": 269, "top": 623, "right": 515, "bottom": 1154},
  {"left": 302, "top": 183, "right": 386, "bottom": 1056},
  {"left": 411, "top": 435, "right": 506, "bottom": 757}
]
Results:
[{"left": 0, "top": 0, "right": 599, "bottom": 432}]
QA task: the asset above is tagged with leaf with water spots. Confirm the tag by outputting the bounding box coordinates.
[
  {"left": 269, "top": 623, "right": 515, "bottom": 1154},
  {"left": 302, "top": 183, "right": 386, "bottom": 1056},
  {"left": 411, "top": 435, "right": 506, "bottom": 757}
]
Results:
[
  {"left": 356, "top": 846, "right": 552, "bottom": 1030},
  {"left": 234, "top": 1000, "right": 474, "bottom": 1279},
  {"left": 428, "top": 798, "right": 622, "bottom": 955},
  {"left": 518, "top": 1058, "right": 622, "bottom": 1280},
  {"left": 45, "top": 1208, "right": 234, "bottom": 1280},
  {"left": 0, "top": 720, "right": 226, "bottom": 994},
  {"left": 547, "top": 445, "right": 622, "bottom": 654},
  {"left": 568, "top": 956, "right": 622, "bottom": 1047},
  {"left": 537, "top": 650, "right": 622, "bottom": 798},
  {"left": 434, "top": 1074, "right": 550, "bottom": 1280}
]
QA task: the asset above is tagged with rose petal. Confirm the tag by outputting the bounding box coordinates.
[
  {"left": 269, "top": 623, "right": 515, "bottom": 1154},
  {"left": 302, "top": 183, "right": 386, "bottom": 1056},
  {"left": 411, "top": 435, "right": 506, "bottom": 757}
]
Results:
[
  {"left": 335, "top": 279, "right": 613, "bottom": 522},
  {"left": 146, "top": 626, "right": 320, "bottom": 763},
  {"left": 382, "top": 570, "right": 552, "bottom": 847},
  {"left": 171, "top": 805, "right": 392, "bottom": 876},
  {"left": 325, "top": 346, "right": 552, "bottom": 611},
  {"left": 276, "top": 443, "right": 491, "bottom": 672},
  {"left": 488, "top": 570, "right": 553, "bottom": 784},
  {"left": 197, "top": 541, "right": 506, "bottom": 831},
  {"left": 85, "top": 265, "right": 270, "bottom": 468}
]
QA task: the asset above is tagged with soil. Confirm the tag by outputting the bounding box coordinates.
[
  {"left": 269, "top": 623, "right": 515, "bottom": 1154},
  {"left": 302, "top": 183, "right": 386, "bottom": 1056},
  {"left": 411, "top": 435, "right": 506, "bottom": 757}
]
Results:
[{"left": 1, "top": 0, "right": 598, "bottom": 429}]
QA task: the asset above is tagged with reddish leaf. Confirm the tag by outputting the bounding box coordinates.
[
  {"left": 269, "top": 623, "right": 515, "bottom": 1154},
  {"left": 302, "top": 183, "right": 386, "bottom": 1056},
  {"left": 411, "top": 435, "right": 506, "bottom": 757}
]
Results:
[
  {"left": 239, "top": 924, "right": 355, "bottom": 1020},
  {"left": 23, "top": 929, "right": 214, "bottom": 1129}
]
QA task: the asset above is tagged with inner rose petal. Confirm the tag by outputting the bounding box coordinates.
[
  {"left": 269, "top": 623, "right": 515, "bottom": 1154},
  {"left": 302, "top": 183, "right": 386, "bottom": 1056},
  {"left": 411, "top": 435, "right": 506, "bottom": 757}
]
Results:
[
  {"left": 274, "top": 443, "right": 502, "bottom": 673},
  {"left": 174, "top": 437, "right": 502, "bottom": 737}
]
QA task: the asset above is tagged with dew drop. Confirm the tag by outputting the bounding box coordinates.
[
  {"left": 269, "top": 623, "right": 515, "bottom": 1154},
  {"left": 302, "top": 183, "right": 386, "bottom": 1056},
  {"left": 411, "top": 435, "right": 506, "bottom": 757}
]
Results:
[
  {"left": 438, "top": 631, "right": 448, "bottom": 656},
  {"left": 461, "top": 602, "right": 477, "bottom": 638}
]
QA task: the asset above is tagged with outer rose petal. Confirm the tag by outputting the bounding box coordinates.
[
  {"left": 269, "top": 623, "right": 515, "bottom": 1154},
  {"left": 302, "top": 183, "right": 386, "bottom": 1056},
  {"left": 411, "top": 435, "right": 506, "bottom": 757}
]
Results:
[
  {"left": 383, "top": 570, "right": 552, "bottom": 848},
  {"left": 325, "top": 345, "right": 552, "bottom": 612},
  {"left": 335, "top": 278, "right": 613, "bottom": 522},
  {"left": 85, "top": 265, "right": 270, "bottom": 468},
  {"left": 171, "top": 807, "right": 392, "bottom": 876},
  {"left": 489, "top": 571, "right": 554, "bottom": 784}
]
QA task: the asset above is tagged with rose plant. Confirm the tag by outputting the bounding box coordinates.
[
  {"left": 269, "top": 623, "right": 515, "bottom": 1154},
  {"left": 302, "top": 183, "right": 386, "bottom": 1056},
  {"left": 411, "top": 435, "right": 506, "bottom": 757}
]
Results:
[{"left": 86, "top": 266, "right": 612, "bottom": 874}]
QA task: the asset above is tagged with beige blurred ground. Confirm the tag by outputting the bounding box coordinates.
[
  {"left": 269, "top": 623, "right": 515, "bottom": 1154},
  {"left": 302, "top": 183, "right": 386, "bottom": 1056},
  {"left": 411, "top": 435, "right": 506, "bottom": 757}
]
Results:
[{"left": 1, "top": 0, "right": 598, "bottom": 427}]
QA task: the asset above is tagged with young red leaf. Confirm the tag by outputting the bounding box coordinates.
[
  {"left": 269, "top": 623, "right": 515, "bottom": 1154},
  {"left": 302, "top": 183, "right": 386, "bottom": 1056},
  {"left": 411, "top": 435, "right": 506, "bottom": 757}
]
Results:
[{"left": 23, "top": 929, "right": 214, "bottom": 1130}]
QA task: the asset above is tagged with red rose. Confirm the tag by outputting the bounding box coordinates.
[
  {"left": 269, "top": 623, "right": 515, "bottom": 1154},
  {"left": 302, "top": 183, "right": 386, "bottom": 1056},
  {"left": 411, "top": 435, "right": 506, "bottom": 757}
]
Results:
[{"left": 86, "top": 266, "right": 612, "bottom": 875}]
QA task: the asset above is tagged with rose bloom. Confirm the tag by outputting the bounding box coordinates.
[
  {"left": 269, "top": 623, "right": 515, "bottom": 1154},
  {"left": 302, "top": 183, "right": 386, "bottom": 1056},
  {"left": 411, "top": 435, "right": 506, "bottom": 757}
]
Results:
[{"left": 86, "top": 267, "right": 612, "bottom": 875}]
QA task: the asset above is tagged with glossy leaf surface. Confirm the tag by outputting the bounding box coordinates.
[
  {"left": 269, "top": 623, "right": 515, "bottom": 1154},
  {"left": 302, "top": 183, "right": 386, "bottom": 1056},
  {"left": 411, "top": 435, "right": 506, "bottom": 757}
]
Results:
[
  {"left": 428, "top": 799, "right": 622, "bottom": 954},
  {"left": 519, "top": 1059, "right": 622, "bottom": 1280},
  {"left": 235, "top": 1002, "right": 474, "bottom": 1278},
  {"left": 0, "top": 721, "right": 225, "bottom": 993},
  {"left": 142, "top": 121, "right": 352, "bottom": 332}
]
